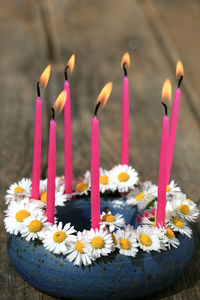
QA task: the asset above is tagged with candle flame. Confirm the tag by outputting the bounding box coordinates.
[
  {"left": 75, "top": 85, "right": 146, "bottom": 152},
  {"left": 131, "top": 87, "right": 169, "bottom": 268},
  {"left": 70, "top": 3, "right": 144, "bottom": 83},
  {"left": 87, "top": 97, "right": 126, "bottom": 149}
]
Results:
[
  {"left": 120, "top": 52, "right": 131, "bottom": 69},
  {"left": 66, "top": 54, "right": 75, "bottom": 74},
  {"left": 176, "top": 60, "right": 184, "bottom": 78},
  {"left": 161, "top": 79, "right": 172, "bottom": 104},
  {"left": 54, "top": 90, "right": 67, "bottom": 113},
  {"left": 96, "top": 82, "right": 113, "bottom": 108},
  {"left": 40, "top": 64, "right": 51, "bottom": 89}
]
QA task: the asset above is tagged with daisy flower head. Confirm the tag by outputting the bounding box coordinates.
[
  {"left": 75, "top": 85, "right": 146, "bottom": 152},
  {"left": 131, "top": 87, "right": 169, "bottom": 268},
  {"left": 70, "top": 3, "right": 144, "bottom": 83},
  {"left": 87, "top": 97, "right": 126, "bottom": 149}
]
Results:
[
  {"left": 115, "top": 228, "right": 138, "bottom": 257},
  {"left": 5, "top": 178, "right": 32, "bottom": 204},
  {"left": 166, "top": 214, "right": 192, "bottom": 238},
  {"left": 110, "top": 164, "right": 139, "bottom": 193},
  {"left": 100, "top": 211, "right": 125, "bottom": 232},
  {"left": 148, "top": 180, "right": 181, "bottom": 198},
  {"left": 136, "top": 225, "right": 161, "bottom": 253},
  {"left": 67, "top": 231, "right": 93, "bottom": 266},
  {"left": 73, "top": 171, "right": 91, "bottom": 196},
  {"left": 163, "top": 227, "right": 180, "bottom": 249},
  {"left": 42, "top": 222, "right": 77, "bottom": 255},
  {"left": 21, "top": 213, "right": 49, "bottom": 241},
  {"left": 84, "top": 228, "right": 113, "bottom": 259},
  {"left": 99, "top": 168, "right": 117, "bottom": 193},
  {"left": 173, "top": 194, "right": 199, "bottom": 222},
  {"left": 126, "top": 192, "right": 156, "bottom": 211},
  {"left": 4, "top": 201, "right": 41, "bottom": 235}
]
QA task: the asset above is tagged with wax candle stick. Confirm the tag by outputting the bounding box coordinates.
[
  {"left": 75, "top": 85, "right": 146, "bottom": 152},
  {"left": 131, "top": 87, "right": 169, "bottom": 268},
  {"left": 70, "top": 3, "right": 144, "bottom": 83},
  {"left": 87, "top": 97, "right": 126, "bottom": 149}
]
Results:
[
  {"left": 31, "top": 65, "right": 51, "bottom": 200},
  {"left": 64, "top": 54, "right": 75, "bottom": 194},
  {"left": 156, "top": 79, "right": 171, "bottom": 228},
  {"left": 46, "top": 108, "right": 56, "bottom": 224},
  {"left": 167, "top": 61, "right": 184, "bottom": 184},
  {"left": 91, "top": 82, "right": 113, "bottom": 229},
  {"left": 46, "top": 90, "right": 66, "bottom": 224},
  {"left": 120, "top": 52, "right": 130, "bottom": 165}
]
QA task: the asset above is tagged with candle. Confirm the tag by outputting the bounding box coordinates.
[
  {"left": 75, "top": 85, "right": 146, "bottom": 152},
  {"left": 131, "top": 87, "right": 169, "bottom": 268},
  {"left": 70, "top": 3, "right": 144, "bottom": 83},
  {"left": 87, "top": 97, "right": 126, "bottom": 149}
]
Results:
[
  {"left": 91, "top": 82, "right": 113, "bottom": 229},
  {"left": 120, "top": 52, "right": 130, "bottom": 165},
  {"left": 156, "top": 79, "right": 171, "bottom": 227},
  {"left": 46, "top": 90, "right": 66, "bottom": 224},
  {"left": 167, "top": 61, "right": 184, "bottom": 184},
  {"left": 31, "top": 65, "right": 51, "bottom": 200},
  {"left": 46, "top": 108, "right": 56, "bottom": 224},
  {"left": 64, "top": 54, "right": 75, "bottom": 194}
]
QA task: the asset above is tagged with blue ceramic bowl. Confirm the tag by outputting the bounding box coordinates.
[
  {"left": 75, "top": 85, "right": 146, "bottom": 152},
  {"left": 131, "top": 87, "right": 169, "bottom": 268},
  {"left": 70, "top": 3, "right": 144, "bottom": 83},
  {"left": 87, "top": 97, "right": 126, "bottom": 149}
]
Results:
[{"left": 7, "top": 195, "right": 195, "bottom": 299}]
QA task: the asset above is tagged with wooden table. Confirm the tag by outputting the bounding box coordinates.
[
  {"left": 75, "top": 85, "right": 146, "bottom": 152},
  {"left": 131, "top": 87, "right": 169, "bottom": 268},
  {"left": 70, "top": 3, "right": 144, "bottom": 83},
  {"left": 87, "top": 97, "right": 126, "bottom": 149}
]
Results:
[{"left": 0, "top": 0, "right": 199, "bottom": 299}]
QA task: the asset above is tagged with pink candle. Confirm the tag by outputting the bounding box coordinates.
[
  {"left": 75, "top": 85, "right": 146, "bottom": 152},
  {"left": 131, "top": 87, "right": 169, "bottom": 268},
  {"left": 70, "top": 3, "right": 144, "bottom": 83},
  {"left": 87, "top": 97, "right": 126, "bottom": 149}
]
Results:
[
  {"left": 167, "top": 88, "right": 180, "bottom": 184},
  {"left": 121, "top": 76, "right": 129, "bottom": 165},
  {"left": 31, "top": 65, "right": 51, "bottom": 200},
  {"left": 46, "top": 108, "right": 56, "bottom": 224},
  {"left": 167, "top": 61, "right": 183, "bottom": 184},
  {"left": 121, "top": 52, "right": 130, "bottom": 165},
  {"left": 64, "top": 54, "right": 75, "bottom": 194},
  {"left": 156, "top": 114, "right": 169, "bottom": 227},
  {"left": 91, "top": 116, "right": 100, "bottom": 230},
  {"left": 31, "top": 94, "right": 42, "bottom": 200},
  {"left": 64, "top": 80, "right": 72, "bottom": 194}
]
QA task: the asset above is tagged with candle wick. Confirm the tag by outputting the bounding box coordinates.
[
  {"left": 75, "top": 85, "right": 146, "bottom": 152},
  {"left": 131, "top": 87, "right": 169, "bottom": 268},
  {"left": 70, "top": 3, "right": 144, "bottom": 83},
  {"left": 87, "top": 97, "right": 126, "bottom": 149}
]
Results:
[
  {"left": 94, "top": 102, "right": 101, "bottom": 116},
  {"left": 64, "top": 66, "right": 69, "bottom": 81},
  {"left": 178, "top": 75, "right": 183, "bottom": 88},
  {"left": 161, "top": 102, "right": 168, "bottom": 115},
  {"left": 123, "top": 63, "right": 127, "bottom": 77},
  {"left": 37, "top": 81, "right": 40, "bottom": 97},
  {"left": 50, "top": 106, "right": 55, "bottom": 120}
]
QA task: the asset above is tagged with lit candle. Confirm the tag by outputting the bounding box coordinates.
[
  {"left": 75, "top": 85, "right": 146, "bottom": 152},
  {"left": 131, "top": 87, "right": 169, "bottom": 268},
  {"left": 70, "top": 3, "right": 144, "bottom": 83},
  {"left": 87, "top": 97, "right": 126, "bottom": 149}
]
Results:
[
  {"left": 46, "top": 91, "right": 66, "bottom": 224},
  {"left": 167, "top": 61, "right": 184, "bottom": 184},
  {"left": 91, "top": 82, "right": 113, "bottom": 229},
  {"left": 64, "top": 54, "right": 75, "bottom": 194},
  {"left": 31, "top": 65, "right": 51, "bottom": 200},
  {"left": 120, "top": 52, "right": 131, "bottom": 165},
  {"left": 156, "top": 79, "right": 171, "bottom": 227}
]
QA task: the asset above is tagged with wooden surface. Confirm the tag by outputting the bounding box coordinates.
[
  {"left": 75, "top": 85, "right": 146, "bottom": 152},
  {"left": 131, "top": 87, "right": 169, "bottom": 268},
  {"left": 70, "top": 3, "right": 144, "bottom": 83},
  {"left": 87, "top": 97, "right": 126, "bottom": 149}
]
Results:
[{"left": 0, "top": 0, "right": 200, "bottom": 299}]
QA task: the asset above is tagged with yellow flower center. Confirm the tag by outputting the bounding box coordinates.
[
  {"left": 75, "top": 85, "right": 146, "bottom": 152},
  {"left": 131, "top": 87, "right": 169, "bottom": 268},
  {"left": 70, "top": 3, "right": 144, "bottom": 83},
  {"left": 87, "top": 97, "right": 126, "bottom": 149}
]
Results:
[
  {"left": 186, "top": 198, "right": 192, "bottom": 202},
  {"left": 140, "top": 234, "right": 152, "bottom": 246},
  {"left": 15, "top": 210, "right": 30, "bottom": 222},
  {"left": 53, "top": 231, "right": 66, "bottom": 243},
  {"left": 136, "top": 192, "right": 145, "bottom": 202},
  {"left": 166, "top": 185, "right": 171, "bottom": 192},
  {"left": 14, "top": 186, "right": 25, "bottom": 194},
  {"left": 173, "top": 217, "right": 184, "bottom": 229},
  {"left": 120, "top": 238, "right": 131, "bottom": 250},
  {"left": 29, "top": 220, "right": 43, "bottom": 232},
  {"left": 91, "top": 236, "right": 104, "bottom": 249},
  {"left": 102, "top": 214, "right": 115, "bottom": 222},
  {"left": 75, "top": 241, "right": 84, "bottom": 253},
  {"left": 153, "top": 221, "right": 156, "bottom": 227},
  {"left": 117, "top": 172, "right": 130, "bottom": 182},
  {"left": 75, "top": 182, "right": 88, "bottom": 193},
  {"left": 112, "top": 233, "right": 117, "bottom": 245},
  {"left": 40, "top": 191, "right": 47, "bottom": 203},
  {"left": 99, "top": 175, "right": 109, "bottom": 185},
  {"left": 178, "top": 204, "right": 190, "bottom": 215},
  {"left": 166, "top": 228, "right": 174, "bottom": 239}
]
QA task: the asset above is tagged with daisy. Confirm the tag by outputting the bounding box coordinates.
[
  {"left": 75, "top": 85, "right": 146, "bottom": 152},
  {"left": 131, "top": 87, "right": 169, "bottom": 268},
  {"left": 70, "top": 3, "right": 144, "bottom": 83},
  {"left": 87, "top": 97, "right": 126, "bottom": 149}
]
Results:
[
  {"left": 109, "top": 164, "right": 139, "bottom": 193},
  {"left": 126, "top": 192, "right": 156, "bottom": 211},
  {"left": 148, "top": 180, "right": 181, "bottom": 198},
  {"left": 42, "top": 222, "right": 77, "bottom": 255},
  {"left": 67, "top": 231, "right": 93, "bottom": 266},
  {"left": 5, "top": 178, "right": 32, "bottom": 204},
  {"left": 173, "top": 194, "right": 199, "bottom": 222},
  {"left": 136, "top": 225, "right": 161, "bottom": 253},
  {"left": 115, "top": 228, "right": 138, "bottom": 257},
  {"left": 137, "top": 208, "right": 157, "bottom": 226},
  {"left": 73, "top": 171, "right": 91, "bottom": 196},
  {"left": 99, "top": 168, "right": 117, "bottom": 193},
  {"left": 4, "top": 201, "right": 41, "bottom": 235},
  {"left": 163, "top": 227, "right": 180, "bottom": 249},
  {"left": 21, "top": 213, "right": 49, "bottom": 241},
  {"left": 100, "top": 211, "right": 125, "bottom": 232},
  {"left": 84, "top": 228, "right": 113, "bottom": 258},
  {"left": 166, "top": 214, "right": 192, "bottom": 238}
]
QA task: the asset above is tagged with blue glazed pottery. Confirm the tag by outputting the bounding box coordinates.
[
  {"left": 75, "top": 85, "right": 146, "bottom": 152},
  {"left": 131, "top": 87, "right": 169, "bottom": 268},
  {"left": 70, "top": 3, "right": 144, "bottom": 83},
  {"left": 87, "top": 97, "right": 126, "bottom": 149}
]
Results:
[{"left": 7, "top": 195, "right": 195, "bottom": 299}]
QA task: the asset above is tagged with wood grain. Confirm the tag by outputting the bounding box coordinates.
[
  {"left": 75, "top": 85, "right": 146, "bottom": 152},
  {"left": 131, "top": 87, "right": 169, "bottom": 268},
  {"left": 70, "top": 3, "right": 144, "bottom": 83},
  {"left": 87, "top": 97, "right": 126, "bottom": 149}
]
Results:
[{"left": 0, "top": 0, "right": 199, "bottom": 299}]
